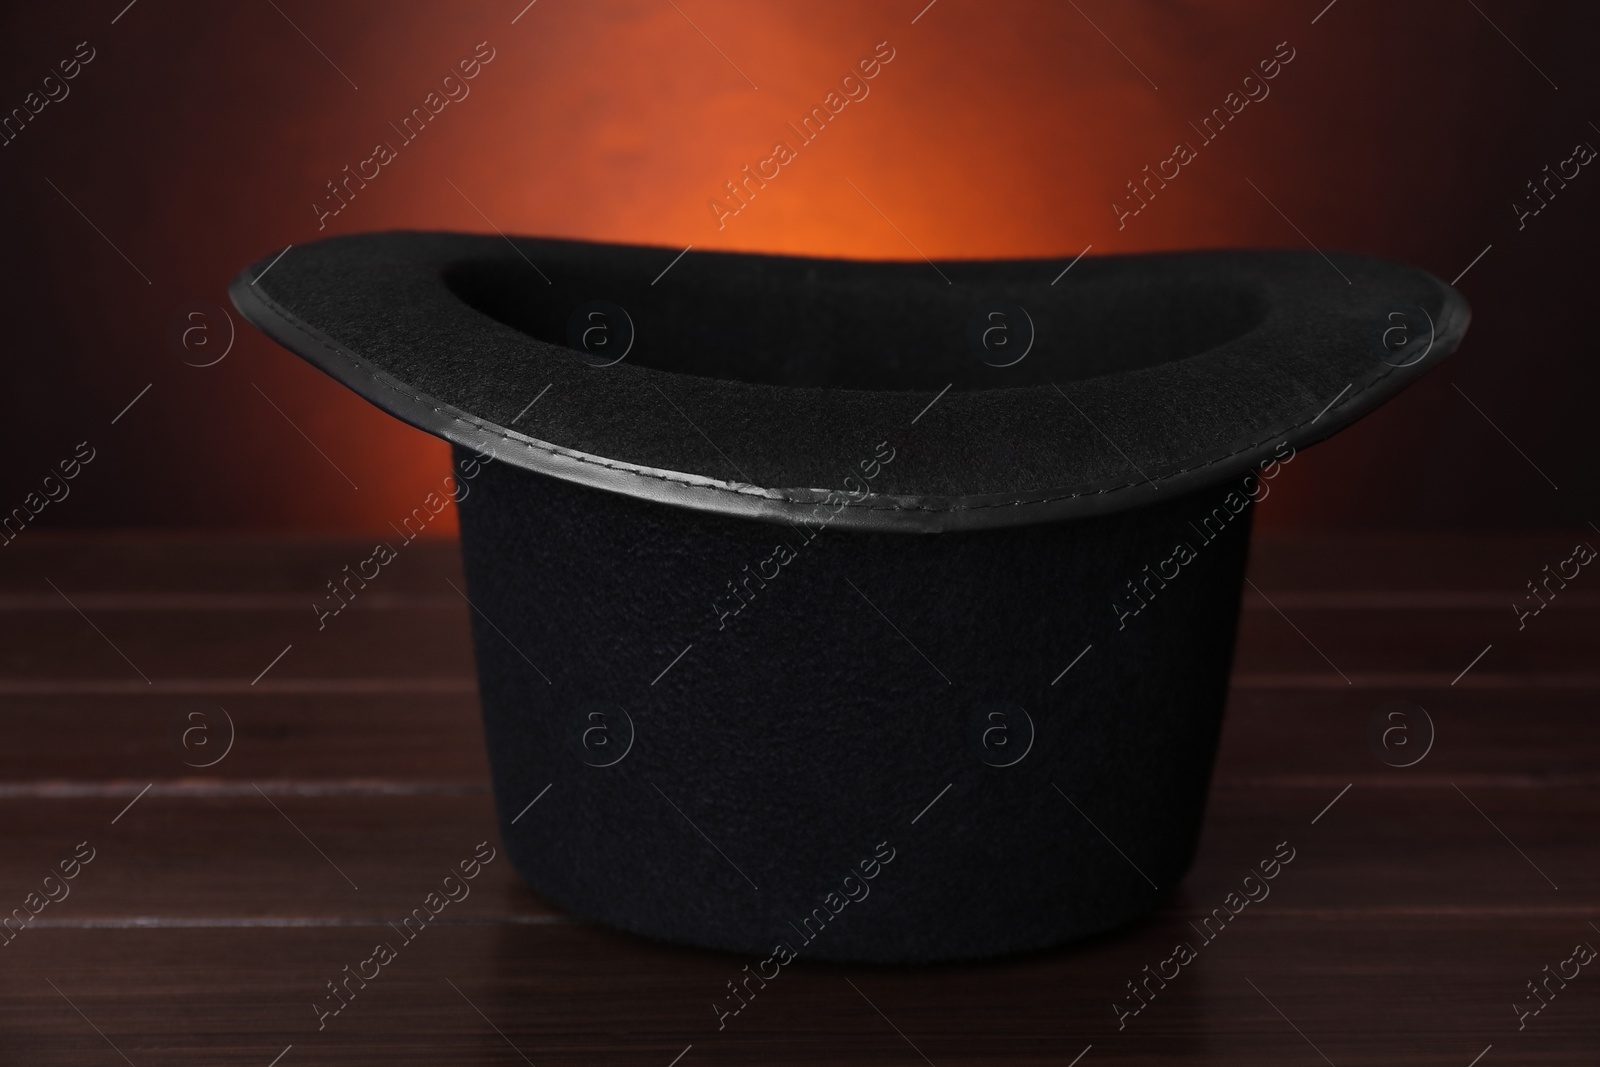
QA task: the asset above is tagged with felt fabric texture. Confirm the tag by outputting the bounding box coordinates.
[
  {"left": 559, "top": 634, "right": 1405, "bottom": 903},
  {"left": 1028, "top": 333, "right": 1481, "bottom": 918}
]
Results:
[
  {"left": 228, "top": 232, "right": 1469, "bottom": 533},
  {"left": 230, "top": 232, "right": 1465, "bottom": 961},
  {"left": 458, "top": 449, "right": 1252, "bottom": 962}
]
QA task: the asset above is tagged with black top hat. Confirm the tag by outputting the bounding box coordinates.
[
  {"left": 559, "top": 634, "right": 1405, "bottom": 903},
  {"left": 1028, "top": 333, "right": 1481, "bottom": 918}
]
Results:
[{"left": 232, "top": 233, "right": 1467, "bottom": 964}]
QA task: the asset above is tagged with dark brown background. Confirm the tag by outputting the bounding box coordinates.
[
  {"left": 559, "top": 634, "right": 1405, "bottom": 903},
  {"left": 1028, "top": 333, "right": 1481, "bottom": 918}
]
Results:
[{"left": 1, "top": 0, "right": 1595, "bottom": 536}]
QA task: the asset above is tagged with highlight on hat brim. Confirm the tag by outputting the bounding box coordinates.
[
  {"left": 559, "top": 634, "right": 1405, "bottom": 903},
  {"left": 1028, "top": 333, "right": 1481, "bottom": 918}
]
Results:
[{"left": 229, "top": 231, "right": 1468, "bottom": 533}]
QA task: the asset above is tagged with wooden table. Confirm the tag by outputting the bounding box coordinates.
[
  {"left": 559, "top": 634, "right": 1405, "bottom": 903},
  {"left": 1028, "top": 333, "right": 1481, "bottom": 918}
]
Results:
[{"left": 1, "top": 532, "right": 1595, "bottom": 1065}]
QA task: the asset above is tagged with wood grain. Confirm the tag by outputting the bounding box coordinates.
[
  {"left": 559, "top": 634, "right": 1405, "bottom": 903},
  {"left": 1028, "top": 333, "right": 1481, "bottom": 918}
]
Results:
[{"left": 0, "top": 533, "right": 1594, "bottom": 1065}]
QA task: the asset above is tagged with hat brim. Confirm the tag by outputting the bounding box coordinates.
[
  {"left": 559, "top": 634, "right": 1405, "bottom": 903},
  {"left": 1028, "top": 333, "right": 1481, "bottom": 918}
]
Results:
[{"left": 229, "top": 231, "right": 1468, "bottom": 532}]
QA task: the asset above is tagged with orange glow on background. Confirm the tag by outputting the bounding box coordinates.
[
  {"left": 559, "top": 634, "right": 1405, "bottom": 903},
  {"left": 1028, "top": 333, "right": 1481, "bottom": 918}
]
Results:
[{"left": 3, "top": 0, "right": 1597, "bottom": 534}]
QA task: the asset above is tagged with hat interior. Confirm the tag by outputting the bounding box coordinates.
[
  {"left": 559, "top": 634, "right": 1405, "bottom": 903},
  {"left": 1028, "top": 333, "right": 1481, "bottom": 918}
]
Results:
[{"left": 443, "top": 256, "right": 1270, "bottom": 391}]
